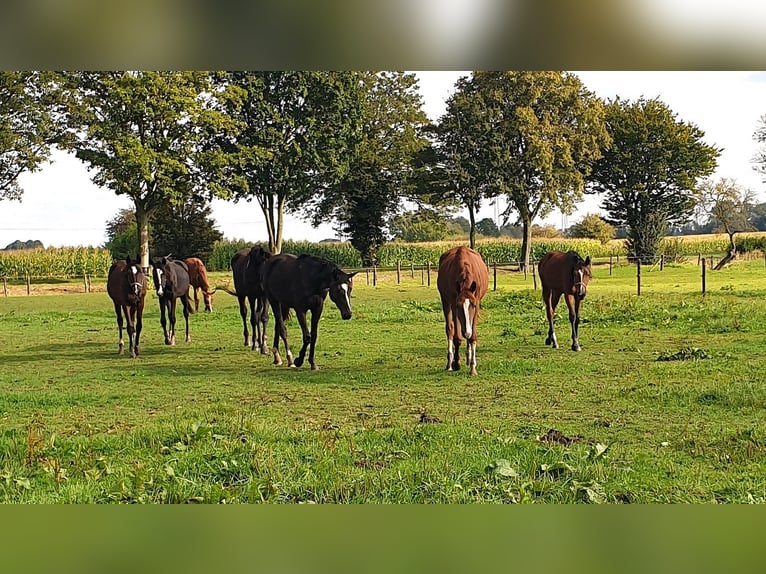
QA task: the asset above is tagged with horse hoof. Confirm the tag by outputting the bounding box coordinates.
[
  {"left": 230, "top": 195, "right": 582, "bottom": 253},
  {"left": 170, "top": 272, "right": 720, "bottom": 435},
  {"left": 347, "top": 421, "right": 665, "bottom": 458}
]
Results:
[
  {"left": 186, "top": 337, "right": 191, "bottom": 343},
  {"left": 469, "top": 369, "right": 478, "bottom": 376},
  {"left": 311, "top": 364, "right": 319, "bottom": 371},
  {"left": 294, "top": 357, "right": 304, "bottom": 368},
  {"left": 452, "top": 362, "right": 461, "bottom": 371},
  {"left": 545, "top": 337, "right": 552, "bottom": 346},
  {"left": 118, "top": 348, "right": 124, "bottom": 356},
  {"left": 571, "top": 345, "right": 581, "bottom": 352},
  {"left": 260, "top": 346, "right": 269, "bottom": 355}
]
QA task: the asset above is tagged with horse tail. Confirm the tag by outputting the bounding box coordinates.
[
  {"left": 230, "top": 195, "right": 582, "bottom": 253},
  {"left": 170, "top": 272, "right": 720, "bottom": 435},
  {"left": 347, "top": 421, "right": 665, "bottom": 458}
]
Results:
[{"left": 217, "top": 286, "right": 238, "bottom": 297}]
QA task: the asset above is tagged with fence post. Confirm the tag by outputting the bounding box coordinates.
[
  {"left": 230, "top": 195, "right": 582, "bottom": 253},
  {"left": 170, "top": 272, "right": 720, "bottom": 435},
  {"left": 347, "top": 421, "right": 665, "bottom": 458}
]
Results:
[
  {"left": 701, "top": 258, "right": 706, "bottom": 297},
  {"left": 532, "top": 261, "right": 538, "bottom": 290},
  {"left": 697, "top": 253, "right": 701, "bottom": 266},
  {"left": 636, "top": 259, "right": 641, "bottom": 296},
  {"left": 396, "top": 261, "right": 401, "bottom": 285},
  {"left": 609, "top": 255, "right": 613, "bottom": 276},
  {"left": 660, "top": 254, "right": 665, "bottom": 271},
  {"left": 372, "top": 264, "right": 377, "bottom": 287},
  {"left": 2, "top": 276, "right": 6, "bottom": 297},
  {"left": 26, "top": 274, "right": 31, "bottom": 295},
  {"left": 83, "top": 274, "right": 89, "bottom": 293},
  {"left": 493, "top": 261, "right": 497, "bottom": 291},
  {"left": 710, "top": 256, "right": 714, "bottom": 269},
  {"left": 411, "top": 262, "right": 415, "bottom": 279},
  {"left": 365, "top": 267, "right": 370, "bottom": 286},
  {"left": 421, "top": 264, "right": 424, "bottom": 285},
  {"left": 427, "top": 261, "right": 431, "bottom": 287}
]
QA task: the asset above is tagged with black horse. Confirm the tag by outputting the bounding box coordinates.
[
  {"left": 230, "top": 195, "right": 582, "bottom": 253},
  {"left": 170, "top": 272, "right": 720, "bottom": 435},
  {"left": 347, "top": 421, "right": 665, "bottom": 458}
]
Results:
[
  {"left": 261, "top": 253, "right": 357, "bottom": 370},
  {"left": 222, "top": 246, "right": 272, "bottom": 354},
  {"left": 152, "top": 257, "right": 194, "bottom": 346},
  {"left": 106, "top": 256, "right": 147, "bottom": 358}
]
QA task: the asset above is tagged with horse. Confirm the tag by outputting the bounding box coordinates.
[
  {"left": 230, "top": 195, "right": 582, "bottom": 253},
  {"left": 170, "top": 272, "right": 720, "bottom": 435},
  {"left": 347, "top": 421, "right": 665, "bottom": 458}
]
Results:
[
  {"left": 184, "top": 257, "right": 215, "bottom": 312},
  {"left": 106, "top": 256, "right": 147, "bottom": 358},
  {"left": 538, "top": 250, "right": 592, "bottom": 352},
  {"left": 436, "top": 246, "right": 489, "bottom": 376},
  {"left": 151, "top": 256, "right": 194, "bottom": 346},
  {"left": 220, "top": 246, "right": 272, "bottom": 354},
  {"left": 261, "top": 253, "right": 357, "bottom": 370}
]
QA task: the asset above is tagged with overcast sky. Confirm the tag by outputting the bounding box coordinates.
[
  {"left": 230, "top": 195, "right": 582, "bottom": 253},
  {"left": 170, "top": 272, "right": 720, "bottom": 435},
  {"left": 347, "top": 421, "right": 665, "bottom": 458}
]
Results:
[{"left": 2, "top": 71, "right": 766, "bottom": 248}]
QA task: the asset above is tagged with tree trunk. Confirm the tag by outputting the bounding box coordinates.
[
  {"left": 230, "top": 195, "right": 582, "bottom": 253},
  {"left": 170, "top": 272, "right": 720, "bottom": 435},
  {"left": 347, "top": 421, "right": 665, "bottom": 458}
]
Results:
[
  {"left": 714, "top": 233, "right": 737, "bottom": 270},
  {"left": 468, "top": 205, "right": 476, "bottom": 249},
  {"left": 135, "top": 202, "right": 152, "bottom": 272},
  {"left": 519, "top": 216, "right": 532, "bottom": 271},
  {"left": 275, "top": 195, "right": 285, "bottom": 254}
]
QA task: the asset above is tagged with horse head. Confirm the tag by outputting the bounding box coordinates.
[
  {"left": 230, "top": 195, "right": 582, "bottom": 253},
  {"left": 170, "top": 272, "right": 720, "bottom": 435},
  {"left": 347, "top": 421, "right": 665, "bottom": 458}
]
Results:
[
  {"left": 327, "top": 268, "right": 358, "bottom": 321},
  {"left": 125, "top": 256, "right": 146, "bottom": 298},
  {"left": 456, "top": 280, "right": 480, "bottom": 339},
  {"left": 572, "top": 255, "right": 592, "bottom": 300},
  {"left": 152, "top": 257, "right": 176, "bottom": 298}
]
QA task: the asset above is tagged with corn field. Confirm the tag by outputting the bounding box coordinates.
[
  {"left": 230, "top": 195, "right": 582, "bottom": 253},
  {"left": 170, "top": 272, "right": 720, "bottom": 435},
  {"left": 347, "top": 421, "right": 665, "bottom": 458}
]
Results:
[{"left": 3, "top": 233, "right": 766, "bottom": 278}]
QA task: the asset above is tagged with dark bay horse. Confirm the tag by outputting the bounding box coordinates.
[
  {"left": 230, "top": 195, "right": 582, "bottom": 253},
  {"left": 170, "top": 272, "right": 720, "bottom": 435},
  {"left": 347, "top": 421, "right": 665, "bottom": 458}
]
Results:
[
  {"left": 184, "top": 257, "right": 214, "bottom": 312},
  {"left": 106, "top": 256, "right": 147, "bottom": 358},
  {"left": 538, "top": 250, "right": 592, "bottom": 351},
  {"left": 262, "top": 253, "right": 357, "bottom": 370},
  {"left": 437, "top": 246, "right": 489, "bottom": 376},
  {"left": 152, "top": 257, "right": 194, "bottom": 346},
  {"left": 221, "top": 246, "right": 272, "bottom": 354}
]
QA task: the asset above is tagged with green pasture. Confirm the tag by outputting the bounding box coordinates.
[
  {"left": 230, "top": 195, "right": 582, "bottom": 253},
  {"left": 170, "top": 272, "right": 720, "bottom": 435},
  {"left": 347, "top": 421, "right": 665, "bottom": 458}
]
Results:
[{"left": 1, "top": 260, "right": 766, "bottom": 503}]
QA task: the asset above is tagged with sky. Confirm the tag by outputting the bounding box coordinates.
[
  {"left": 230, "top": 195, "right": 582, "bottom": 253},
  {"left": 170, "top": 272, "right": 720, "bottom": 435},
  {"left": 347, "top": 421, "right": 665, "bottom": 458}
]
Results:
[{"left": 2, "top": 71, "right": 766, "bottom": 248}]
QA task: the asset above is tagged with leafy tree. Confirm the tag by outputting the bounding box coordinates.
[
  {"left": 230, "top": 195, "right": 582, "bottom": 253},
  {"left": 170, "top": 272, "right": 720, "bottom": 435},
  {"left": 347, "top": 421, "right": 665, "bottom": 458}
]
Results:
[
  {"left": 206, "top": 71, "right": 363, "bottom": 254},
  {"left": 390, "top": 209, "right": 449, "bottom": 242},
  {"left": 450, "top": 216, "right": 471, "bottom": 233},
  {"left": 150, "top": 198, "right": 223, "bottom": 262},
  {"left": 531, "top": 224, "right": 565, "bottom": 239},
  {"left": 431, "top": 74, "right": 499, "bottom": 249},
  {"left": 104, "top": 208, "right": 138, "bottom": 259},
  {"left": 1, "top": 71, "right": 66, "bottom": 201},
  {"left": 3, "top": 239, "right": 44, "bottom": 250},
  {"left": 476, "top": 217, "right": 500, "bottom": 237},
  {"left": 695, "top": 177, "right": 755, "bottom": 268},
  {"left": 587, "top": 97, "right": 720, "bottom": 262},
  {"left": 568, "top": 213, "right": 616, "bottom": 244},
  {"left": 440, "top": 72, "right": 610, "bottom": 267},
  {"left": 60, "top": 71, "right": 223, "bottom": 270},
  {"left": 750, "top": 202, "right": 766, "bottom": 231},
  {"left": 307, "top": 72, "right": 430, "bottom": 264}
]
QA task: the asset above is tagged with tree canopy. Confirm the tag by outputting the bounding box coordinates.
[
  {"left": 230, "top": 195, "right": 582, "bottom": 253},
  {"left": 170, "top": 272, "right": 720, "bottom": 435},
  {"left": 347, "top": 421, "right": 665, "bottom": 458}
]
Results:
[
  {"left": 0, "top": 71, "right": 66, "bottom": 201},
  {"left": 150, "top": 198, "right": 223, "bottom": 263},
  {"left": 587, "top": 97, "right": 720, "bottom": 261}
]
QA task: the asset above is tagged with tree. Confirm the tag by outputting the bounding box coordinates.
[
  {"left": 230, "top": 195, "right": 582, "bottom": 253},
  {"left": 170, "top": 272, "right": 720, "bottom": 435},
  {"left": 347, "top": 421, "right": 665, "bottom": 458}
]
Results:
[
  {"left": 450, "top": 216, "right": 471, "bottom": 233},
  {"left": 440, "top": 72, "right": 610, "bottom": 267},
  {"left": 307, "top": 72, "right": 430, "bottom": 264},
  {"left": 206, "top": 71, "right": 363, "bottom": 254},
  {"left": 104, "top": 208, "right": 139, "bottom": 259},
  {"left": 568, "top": 213, "right": 616, "bottom": 244},
  {"left": 390, "top": 209, "right": 449, "bottom": 242},
  {"left": 476, "top": 217, "right": 500, "bottom": 237},
  {"left": 61, "top": 71, "right": 223, "bottom": 270},
  {"left": 750, "top": 202, "right": 766, "bottom": 231},
  {"left": 1, "top": 71, "right": 66, "bottom": 201},
  {"left": 587, "top": 97, "right": 720, "bottom": 262},
  {"left": 432, "top": 74, "right": 499, "bottom": 249},
  {"left": 696, "top": 177, "right": 755, "bottom": 269},
  {"left": 150, "top": 198, "right": 223, "bottom": 263}
]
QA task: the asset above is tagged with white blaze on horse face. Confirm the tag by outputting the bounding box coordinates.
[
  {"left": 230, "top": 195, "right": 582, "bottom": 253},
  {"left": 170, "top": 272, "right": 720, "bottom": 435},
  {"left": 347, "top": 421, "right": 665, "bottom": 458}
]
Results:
[
  {"left": 462, "top": 298, "right": 472, "bottom": 339},
  {"left": 340, "top": 283, "right": 351, "bottom": 312},
  {"left": 131, "top": 265, "right": 138, "bottom": 276}
]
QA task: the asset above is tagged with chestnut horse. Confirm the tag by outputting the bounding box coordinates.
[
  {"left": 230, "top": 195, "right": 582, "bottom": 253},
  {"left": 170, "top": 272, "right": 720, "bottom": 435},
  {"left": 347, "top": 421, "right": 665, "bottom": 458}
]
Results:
[
  {"left": 184, "top": 257, "right": 215, "bottom": 312},
  {"left": 538, "top": 250, "right": 592, "bottom": 351},
  {"left": 261, "top": 253, "right": 356, "bottom": 370},
  {"left": 106, "top": 256, "right": 147, "bottom": 358},
  {"left": 437, "top": 246, "right": 488, "bottom": 376}
]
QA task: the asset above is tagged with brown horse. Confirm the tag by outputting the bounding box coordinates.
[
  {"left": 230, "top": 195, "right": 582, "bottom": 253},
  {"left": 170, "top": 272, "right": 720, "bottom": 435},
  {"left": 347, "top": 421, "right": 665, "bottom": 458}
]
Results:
[
  {"left": 152, "top": 257, "right": 194, "bottom": 346},
  {"left": 538, "top": 250, "right": 592, "bottom": 352},
  {"left": 437, "top": 246, "right": 488, "bottom": 376},
  {"left": 261, "top": 253, "right": 356, "bottom": 370},
  {"left": 221, "top": 246, "right": 272, "bottom": 354},
  {"left": 106, "top": 256, "right": 147, "bottom": 358},
  {"left": 184, "top": 257, "right": 214, "bottom": 312}
]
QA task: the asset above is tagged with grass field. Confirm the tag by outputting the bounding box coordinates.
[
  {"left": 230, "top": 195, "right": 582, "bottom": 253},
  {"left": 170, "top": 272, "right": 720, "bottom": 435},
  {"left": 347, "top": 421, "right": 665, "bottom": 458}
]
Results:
[{"left": 1, "top": 259, "right": 766, "bottom": 503}]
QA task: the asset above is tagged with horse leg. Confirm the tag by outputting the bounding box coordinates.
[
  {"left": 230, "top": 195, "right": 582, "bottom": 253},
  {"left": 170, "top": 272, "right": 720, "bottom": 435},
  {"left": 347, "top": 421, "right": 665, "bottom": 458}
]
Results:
[
  {"left": 293, "top": 309, "right": 310, "bottom": 368},
  {"left": 114, "top": 302, "right": 125, "bottom": 355},
  {"left": 467, "top": 316, "right": 478, "bottom": 376},
  {"left": 544, "top": 289, "right": 562, "bottom": 349},
  {"left": 452, "top": 312, "right": 462, "bottom": 371},
  {"left": 168, "top": 298, "right": 177, "bottom": 346},
  {"left": 269, "top": 301, "right": 287, "bottom": 366},
  {"left": 566, "top": 295, "right": 581, "bottom": 351},
  {"left": 182, "top": 295, "right": 191, "bottom": 343},
  {"left": 248, "top": 295, "right": 257, "bottom": 351},
  {"left": 134, "top": 301, "right": 144, "bottom": 357},
  {"left": 441, "top": 297, "right": 455, "bottom": 371},
  {"left": 192, "top": 286, "right": 200, "bottom": 313},
  {"left": 239, "top": 296, "right": 250, "bottom": 347},
  {"left": 159, "top": 299, "right": 170, "bottom": 345},
  {"left": 307, "top": 305, "right": 322, "bottom": 371},
  {"left": 258, "top": 297, "right": 270, "bottom": 355}
]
